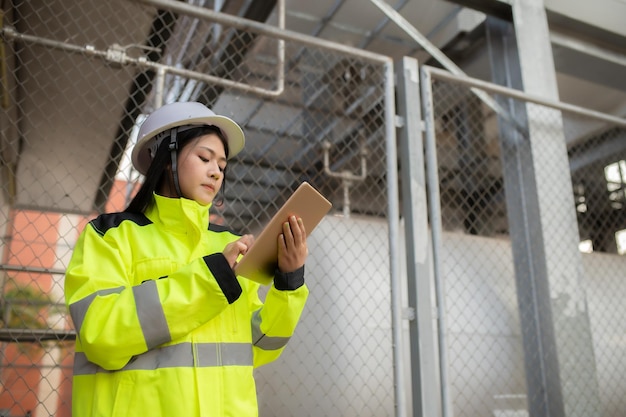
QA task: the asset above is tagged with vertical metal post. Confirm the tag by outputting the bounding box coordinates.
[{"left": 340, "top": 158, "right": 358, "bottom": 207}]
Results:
[
  {"left": 420, "top": 67, "right": 452, "bottom": 417},
  {"left": 384, "top": 59, "right": 408, "bottom": 417},
  {"left": 154, "top": 66, "right": 165, "bottom": 108},
  {"left": 396, "top": 57, "right": 442, "bottom": 417}
]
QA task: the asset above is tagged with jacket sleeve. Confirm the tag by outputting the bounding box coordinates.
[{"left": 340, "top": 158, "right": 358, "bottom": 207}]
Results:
[
  {"left": 65, "top": 222, "right": 242, "bottom": 371},
  {"left": 248, "top": 266, "right": 309, "bottom": 368}
]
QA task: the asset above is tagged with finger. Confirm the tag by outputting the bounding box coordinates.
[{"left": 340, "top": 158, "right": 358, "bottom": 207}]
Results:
[
  {"left": 286, "top": 216, "right": 303, "bottom": 245},
  {"left": 282, "top": 219, "right": 295, "bottom": 247},
  {"left": 241, "top": 234, "right": 255, "bottom": 247},
  {"left": 291, "top": 216, "right": 306, "bottom": 243},
  {"left": 237, "top": 240, "right": 250, "bottom": 255},
  {"left": 278, "top": 233, "right": 287, "bottom": 253}
]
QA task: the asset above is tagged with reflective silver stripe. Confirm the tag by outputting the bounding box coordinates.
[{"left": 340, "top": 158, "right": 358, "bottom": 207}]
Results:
[
  {"left": 73, "top": 351, "right": 110, "bottom": 375},
  {"left": 251, "top": 309, "right": 290, "bottom": 351},
  {"left": 123, "top": 343, "right": 192, "bottom": 371},
  {"left": 251, "top": 310, "right": 263, "bottom": 343},
  {"left": 254, "top": 334, "right": 291, "bottom": 351},
  {"left": 73, "top": 342, "right": 253, "bottom": 375},
  {"left": 69, "top": 287, "right": 124, "bottom": 333},
  {"left": 133, "top": 280, "right": 171, "bottom": 349},
  {"left": 196, "top": 342, "right": 253, "bottom": 367}
]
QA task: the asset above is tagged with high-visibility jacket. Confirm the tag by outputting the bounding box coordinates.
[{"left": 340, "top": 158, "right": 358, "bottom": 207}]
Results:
[{"left": 65, "top": 194, "right": 309, "bottom": 417}]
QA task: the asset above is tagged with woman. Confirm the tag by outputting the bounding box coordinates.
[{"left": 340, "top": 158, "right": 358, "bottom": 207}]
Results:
[{"left": 65, "top": 101, "right": 309, "bottom": 417}]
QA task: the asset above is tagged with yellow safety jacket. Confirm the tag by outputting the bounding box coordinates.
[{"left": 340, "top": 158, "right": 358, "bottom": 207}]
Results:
[{"left": 65, "top": 194, "right": 309, "bottom": 417}]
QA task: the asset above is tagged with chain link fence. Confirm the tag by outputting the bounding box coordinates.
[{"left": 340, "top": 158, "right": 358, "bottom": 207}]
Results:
[
  {"left": 0, "top": 1, "right": 395, "bottom": 416},
  {"left": 420, "top": 66, "right": 626, "bottom": 417}
]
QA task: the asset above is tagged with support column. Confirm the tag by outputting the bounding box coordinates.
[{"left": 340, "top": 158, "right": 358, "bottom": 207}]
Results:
[
  {"left": 486, "top": 0, "right": 602, "bottom": 415},
  {"left": 396, "top": 57, "right": 441, "bottom": 417}
]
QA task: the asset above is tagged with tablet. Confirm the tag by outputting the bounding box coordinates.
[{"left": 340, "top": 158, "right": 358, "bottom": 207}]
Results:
[{"left": 234, "top": 182, "right": 332, "bottom": 285}]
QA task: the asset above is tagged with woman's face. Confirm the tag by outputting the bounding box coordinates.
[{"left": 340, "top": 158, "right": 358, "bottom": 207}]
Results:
[{"left": 175, "top": 133, "right": 227, "bottom": 205}]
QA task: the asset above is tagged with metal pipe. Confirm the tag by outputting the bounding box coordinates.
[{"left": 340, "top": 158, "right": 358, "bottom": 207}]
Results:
[
  {"left": 322, "top": 140, "right": 367, "bottom": 217},
  {"left": 0, "top": 328, "right": 76, "bottom": 343},
  {"left": 2, "top": 0, "right": 391, "bottom": 99},
  {"left": 424, "top": 66, "right": 626, "bottom": 128},
  {"left": 322, "top": 141, "right": 368, "bottom": 182},
  {"left": 0, "top": 264, "right": 66, "bottom": 275},
  {"left": 130, "top": 0, "right": 389, "bottom": 64},
  {"left": 1, "top": 25, "right": 283, "bottom": 98},
  {"left": 155, "top": 66, "right": 166, "bottom": 107},
  {"left": 275, "top": 0, "right": 286, "bottom": 94},
  {"left": 2, "top": 0, "right": 390, "bottom": 103},
  {"left": 1, "top": 26, "right": 106, "bottom": 58}
]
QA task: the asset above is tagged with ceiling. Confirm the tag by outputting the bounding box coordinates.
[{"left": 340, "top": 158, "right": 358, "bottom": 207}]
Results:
[{"left": 277, "top": 0, "right": 626, "bottom": 109}]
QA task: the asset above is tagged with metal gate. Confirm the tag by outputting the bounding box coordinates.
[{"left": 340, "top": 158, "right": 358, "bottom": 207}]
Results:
[
  {"left": 412, "top": 64, "right": 626, "bottom": 417},
  {"left": 0, "top": 1, "right": 399, "bottom": 416}
]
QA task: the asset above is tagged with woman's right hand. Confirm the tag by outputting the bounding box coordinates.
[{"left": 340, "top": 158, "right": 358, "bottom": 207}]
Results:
[{"left": 223, "top": 234, "right": 255, "bottom": 269}]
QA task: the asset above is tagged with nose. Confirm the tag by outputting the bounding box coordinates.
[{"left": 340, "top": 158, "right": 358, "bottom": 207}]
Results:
[{"left": 207, "top": 160, "right": 222, "bottom": 179}]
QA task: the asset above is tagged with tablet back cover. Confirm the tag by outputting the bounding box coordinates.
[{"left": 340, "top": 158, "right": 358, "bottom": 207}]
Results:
[{"left": 234, "top": 182, "right": 332, "bottom": 285}]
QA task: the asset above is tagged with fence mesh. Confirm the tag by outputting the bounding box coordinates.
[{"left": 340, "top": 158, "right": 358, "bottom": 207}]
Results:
[
  {"left": 424, "top": 71, "right": 626, "bottom": 417},
  {"left": 1, "top": 1, "right": 391, "bottom": 417}
]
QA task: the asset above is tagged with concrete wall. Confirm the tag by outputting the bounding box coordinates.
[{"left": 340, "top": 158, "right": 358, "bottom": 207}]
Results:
[{"left": 440, "top": 231, "right": 626, "bottom": 416}]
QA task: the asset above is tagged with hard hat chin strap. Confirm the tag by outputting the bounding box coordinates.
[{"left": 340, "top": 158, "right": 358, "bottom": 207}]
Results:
[{"left": 168, "top": 128, "right": 183, "bottom": 197}]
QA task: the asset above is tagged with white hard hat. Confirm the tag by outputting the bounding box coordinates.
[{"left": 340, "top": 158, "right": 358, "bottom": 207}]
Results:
[{"left": 131, "top": 101, "right": 245, "bottom": 175}]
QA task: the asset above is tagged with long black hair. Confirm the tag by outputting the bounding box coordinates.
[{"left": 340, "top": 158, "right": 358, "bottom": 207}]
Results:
[{"left": 125, "top": 125, "right": 230, "bottom": 214}]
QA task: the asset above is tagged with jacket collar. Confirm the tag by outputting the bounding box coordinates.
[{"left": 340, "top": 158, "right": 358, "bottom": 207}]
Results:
[{"left": 146, "top": 193, "right": 212, "bottom": 233}]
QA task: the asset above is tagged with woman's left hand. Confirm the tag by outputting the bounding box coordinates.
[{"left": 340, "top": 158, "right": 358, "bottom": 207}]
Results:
[{"left": 277, "top": 216, "right": 308, "bottom": 273}]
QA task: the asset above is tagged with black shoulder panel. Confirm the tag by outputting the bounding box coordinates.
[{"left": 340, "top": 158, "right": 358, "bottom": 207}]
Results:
[
  {"left": 90, "top": 212, "right": 152, "bottom": 236},
  {"left": 208, "top": 223, "right": 239, "bottom": 236}
]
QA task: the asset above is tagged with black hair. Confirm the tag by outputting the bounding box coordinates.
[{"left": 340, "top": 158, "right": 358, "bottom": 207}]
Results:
[{"left": 125, "top": 125, "right": 230, "bottom": 214}]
